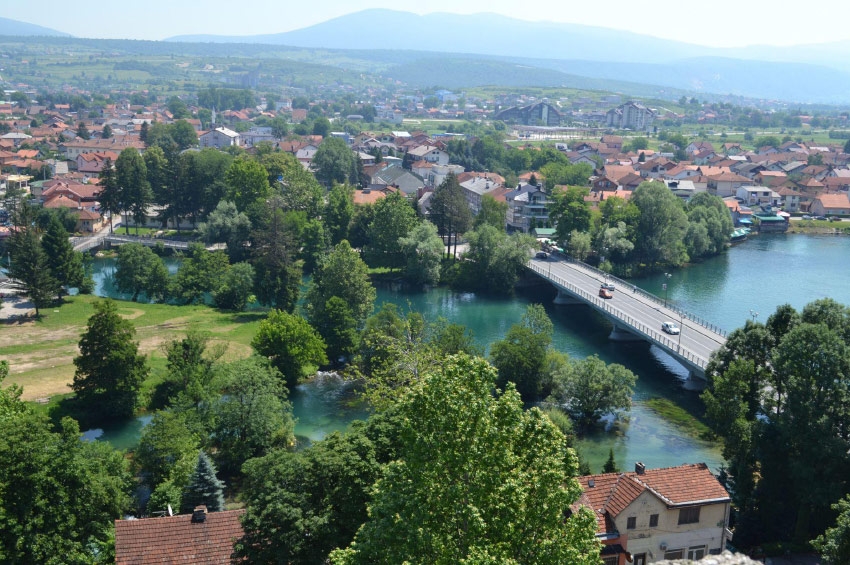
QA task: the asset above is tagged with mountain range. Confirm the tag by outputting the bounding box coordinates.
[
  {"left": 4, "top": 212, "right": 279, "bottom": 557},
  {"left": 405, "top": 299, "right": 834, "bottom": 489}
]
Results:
[
  {"left": 3, "top": 10, "right": 850, "bottom": 104},
  {"left": 0, "top": 17, "right": 70, "bottom": 37}
]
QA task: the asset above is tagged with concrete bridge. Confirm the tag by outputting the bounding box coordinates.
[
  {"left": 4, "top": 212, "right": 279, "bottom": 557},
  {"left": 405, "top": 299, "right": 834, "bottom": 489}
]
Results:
[
  {"left": 71, "top": 234, "right": 224, "bottom": 253},
  {"left": 527, "top": 255, "right": 727, "bottom": 379}
]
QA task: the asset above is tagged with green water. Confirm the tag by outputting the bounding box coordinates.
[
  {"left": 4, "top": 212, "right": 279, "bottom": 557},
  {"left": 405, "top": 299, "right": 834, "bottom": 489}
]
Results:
[{"left": 84, "top": 234, "right": 850, "bottom": 473}]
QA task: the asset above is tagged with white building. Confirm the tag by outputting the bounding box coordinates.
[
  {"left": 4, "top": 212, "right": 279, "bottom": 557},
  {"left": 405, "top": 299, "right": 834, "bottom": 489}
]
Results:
[{"left": 199, "top": 127, "right": 241, "bottom": 149}]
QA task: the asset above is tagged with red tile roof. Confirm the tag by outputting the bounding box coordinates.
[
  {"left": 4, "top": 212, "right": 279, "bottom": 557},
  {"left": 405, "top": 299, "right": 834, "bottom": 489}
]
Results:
[
  {"left": 576, "top": 463, "right": 729, "bottom": 534},
  {"left": 115, "top": 507, "right": 245, "bottom": 565}
]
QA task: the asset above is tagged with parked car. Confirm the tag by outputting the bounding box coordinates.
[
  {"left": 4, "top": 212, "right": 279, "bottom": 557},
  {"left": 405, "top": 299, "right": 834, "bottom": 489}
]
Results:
[
  {"left": 599, "top": 288, "right": 613, "bottom": 299},
  {"left": 662, "top": 321, "right": 680, "bottom": 335},
  {"left": 601, "top": 282, "right": 615, "bottom": 291},
  {"left": 801, "top": 214, "right": 812, "bottom": 220},
  {"left": 815, "top": 216, "right": 828, "bottom": 221},
  {"left": 829, "top": 216, "right": 842, "bottom": 222},
  {"left": 535, "top": 251, "right": 549, "bottom": 259}
]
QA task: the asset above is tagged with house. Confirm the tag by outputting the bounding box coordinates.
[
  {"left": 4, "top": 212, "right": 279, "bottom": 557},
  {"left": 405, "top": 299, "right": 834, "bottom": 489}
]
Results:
[
  {"left": 460, "top": 175, "right": 503, "bottom": 215},
  {"left": 199, "top": 127, "right": 241, "bottom": 149},
  {"left": 577, "top": 463, "right": 732, "bottom": 565},
  {"left": 60, "top": 138, "right": 145, "bottom": 160},
  {"left": 811, "top": 193, "right": 850, "bottom": 217},
  {"left": 736, "top": 186, "right": 780, "bottom": 208},
  {"left": 115, "top": 506, "right": 244, "bottom": 565},
  {"left": 494, "top": 102, "right": 561, "bottom": 126},
  {"left": 406, "top": 145, "right": 449, "bottom": 166},
  {"left": 76, "top": 151, "right": 119, "bottom": 174},
  {"left": 353, "top": 186, "right": 400, "bottom": 205},
  {"left": 706, "top": 172, "right": 750, "bottom": 197},
  {"left": 504, "top": 182, "right": 550, "bottom": 233},
  {"left": 775, "top": 187, "right": 803, "bottom": 212},
  {"left": 369, "top": 165, "right": 426, "bottom": 197}
]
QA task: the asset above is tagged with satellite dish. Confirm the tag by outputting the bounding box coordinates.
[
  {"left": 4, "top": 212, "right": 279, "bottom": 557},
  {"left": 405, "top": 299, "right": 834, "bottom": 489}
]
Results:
[{"left": 167, "top": 504, "right": 173, "bottom": 517}]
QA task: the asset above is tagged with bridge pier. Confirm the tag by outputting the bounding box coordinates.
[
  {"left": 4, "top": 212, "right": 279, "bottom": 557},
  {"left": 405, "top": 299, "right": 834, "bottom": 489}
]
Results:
[
  {"left": 553, "top": 289, "right": 581, "bottom": 305},
  {"left": 608, "top": 323, "right": 643, "bottom": 342}
]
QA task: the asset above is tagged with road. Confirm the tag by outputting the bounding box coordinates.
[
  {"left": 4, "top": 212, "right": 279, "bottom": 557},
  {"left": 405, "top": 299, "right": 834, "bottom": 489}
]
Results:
[{"left": 527, "top": 256, "right": 727, "bottom": 375}]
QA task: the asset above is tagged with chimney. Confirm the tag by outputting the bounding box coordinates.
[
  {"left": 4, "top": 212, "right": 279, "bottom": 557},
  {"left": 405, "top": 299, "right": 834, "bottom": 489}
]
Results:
[
  {"left": 191, "top": 505, "right": 208, "bottom": 523},
  {"left": 588, "top": 479, "right": 595, "bottom": 488},
  {"left": 635, "top": 462, "right": 646, "bottom": 475}
]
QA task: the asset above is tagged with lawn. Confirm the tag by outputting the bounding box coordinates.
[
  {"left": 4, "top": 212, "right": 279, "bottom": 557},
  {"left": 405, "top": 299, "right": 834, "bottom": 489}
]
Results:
[{"left": 1, "top": 295, "right": 263, "bottom": 402}]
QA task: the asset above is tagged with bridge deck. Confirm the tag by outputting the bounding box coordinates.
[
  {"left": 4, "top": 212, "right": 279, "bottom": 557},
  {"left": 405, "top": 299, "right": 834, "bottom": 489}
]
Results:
[{"left": 528, "top": 256, "right": 726, "bottom": 375}]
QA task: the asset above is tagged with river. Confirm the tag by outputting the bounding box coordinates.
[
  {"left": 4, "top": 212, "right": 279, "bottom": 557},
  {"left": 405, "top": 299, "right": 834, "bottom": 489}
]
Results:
[{"left": 83, "top": 233, "right": 850, "bottom": 472}]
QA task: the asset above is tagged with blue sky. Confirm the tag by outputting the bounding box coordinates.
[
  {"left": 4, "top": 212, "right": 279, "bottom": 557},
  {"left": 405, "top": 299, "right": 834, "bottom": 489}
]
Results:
[{"left": 4, "top": 0, "right": 850, "bottom": 48}]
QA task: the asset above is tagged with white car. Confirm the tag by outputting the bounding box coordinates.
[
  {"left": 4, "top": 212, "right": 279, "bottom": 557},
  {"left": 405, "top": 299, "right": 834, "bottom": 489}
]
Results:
[{"left": 662, "top": 321, "right": 680, "bottom": 335}]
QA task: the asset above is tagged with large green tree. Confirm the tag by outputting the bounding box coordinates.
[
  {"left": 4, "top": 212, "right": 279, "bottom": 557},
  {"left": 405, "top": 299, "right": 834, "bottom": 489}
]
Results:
[
  {"left": 260, "top": 152, "right": 324, "bottom": 216},
  {"left": 490, "top": 303, "right": 555, "bottom": 401},
  {"left": 114, "top": 243, "right": 170, "bottom": 302},
  {"left": 115, "top": 147, "right": 152, "bottom": 235},
  {"left": 251, "top": 309, "right": 328, "bottom": 389},
  {"left": 398, "top": 220, "right": 444, "bottom": 285},
  {"left": 685, "top": 192, "right": 733, "bottom": 259},
  {"left": 462, "top": 225, "right": 536, "bottom": 294},
  {"left": 428, "top": 172, "right": 471, "bottom": 259},
  {"left": 250, "top": 202, "right": 303, "bottom": 311},
  {"left": 631, "top": 181, "right": 689, "bottom": 267},
  {"left": 72, "top": 300, "right": 149, "bottom": 422},
  {"left": 815, "top": 495, "right": 850, "bottom": 565},
  {"left": 365, "top": 191, "right": 418, "bottom": 270},
  {"left": 329, "top": 354, "right": 600, "bottom": 565},
  {"left": 8, "top": 207, "right": 59, "bottom": 315},
  {"left": 549, "top": 355, "right": 637, "bottom": 429},
  {"left": 41, "top": 215, "right": 85, "bottom": 295},
  {"left": 180, "top": 451, "right": 225, "bottom": 514},
  {"left": 313, "top": 137, "right": 358, "bottom": 187},
  {"left": 549, "top": 185, "right": 592, "bottom": 244},
  {"left": 474, "top": 193, "right": 508, "bottom": 229},
  {"left": 306, "top": 240, "right": 376, "bottom": 329},
  {"left": 170, "top": 244, "right": 229, "bottom": 305},
  {"left": 325, "top": 183, "right": 355, "bottom": 245},
  {"left": 225, "top": 156, "right": 272, "bottom": 212}
]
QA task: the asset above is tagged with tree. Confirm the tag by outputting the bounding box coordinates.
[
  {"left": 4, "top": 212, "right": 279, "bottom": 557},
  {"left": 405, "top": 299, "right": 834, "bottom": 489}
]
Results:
[
  {"left": 329, "top": 355, "right": 601, "bottom": 565},
  {"left": 0, "top": 414, "right": 132, "bottom": 564},
  {"left": 815, "top": 495, "right": 850, "bottom": 565},
  {"left": 313, "top": 137, "right": 358, "bottom": 187},
  {"left": 685, "top": 192, "right": 733, "bottom": 259},
  {"left": 98, "top": 158, "right": 119, "bottom": 232},
  {"left": 135, "top": 410, "right": 200, "bottom": 491},
  {"left": 76, "top": 121, "right": 90, "bottom": 140},
  {"left": 325, "top": 183, "right": 355, "bottom": 245},
  {"left": 631, "top": 181, "right": 689, "bottom": 267},
  {"left": 101, "top": 123, "right": 113, "bottom": 139},
  {"left": 8, "top": 210, "right": 59, "bottom": 315},
  {"left": 170, "top": 120, "right": 198, "bottom": 150},
  {"left": 211, "top": 357, "right": 296, "bottom": 473},
  {"left": 602, "top": 448, "right": 620, "bottom": 473},
  {"left": 398, "top": 220, "right": 443, "bottom": 285},
  {"left": 236, "top": 420, "right": 390, "bottom": 565},
  {"left": 314, "top": 296, "right": 359, "bottom": 363},
  {"left": 115, "top": 147, "right": 152, "bottom": 235},
  {"left": 252, "top": 309, "right": 328, "bottom": 388},
  {"left": 462, "top": 225, "right": 536, "bottom": 294},
  {"left": 143, "top": 144, "right": 173, "bottom": 227},
  {"left": 72, "top": 300, "right": 148, "bottom": 422},
  {"left": 261, "top": 152, "right": 324, "bottom": 216},
  {"left": 180, "top": 451, "right": 225, "bottom": 514},
  {"left": 474, "top": 193, "right": 508, "bottom": 229},
  {"left": 490, "top": 304, "right": 555, "bottom": 401},
  {"left": 167, "top": 96, "right": 192, "bottom": 120},
  {"left": 213, "top": 262, "right": 255, "bottom": 311},
  {"left": 306, "top": 240, "right": 376, "bottom": 329},
  {"left": 428, "top": 173, "right": 472, "bottom": 259},
  {"left": 161, "top": 330, "right": 221, "bottom": 406},
  {"left": 550, "top": 355, "right": 637, "bottom": 429},
  {"left": 170, "top": 244, "right": 229, "bottom": 305},
  {"left": 41, "top": 216, "right": 84, "bottom": 295},
  {"left": 198, "top": 200, "right": 251, "bottom": 262},
  {"left": 549, "top": 185, "right": 592, "bottom": 243},
  {"left": 250, "top": 201, "right": 302, "bottom": 311},
  {"left": 225, "top": 156, "right": 271, "bottom": 212},
  {"left": 114, "top": 243, "right": 170, "bottom": 302},
  {"left": 567, "top": 230, "right": 593, "bottom": 261}
]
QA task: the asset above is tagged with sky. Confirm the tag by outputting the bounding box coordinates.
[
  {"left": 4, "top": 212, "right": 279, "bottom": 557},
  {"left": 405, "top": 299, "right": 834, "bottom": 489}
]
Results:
[{"left": 4, "top": 0, "right": 850, "bottom": 48}]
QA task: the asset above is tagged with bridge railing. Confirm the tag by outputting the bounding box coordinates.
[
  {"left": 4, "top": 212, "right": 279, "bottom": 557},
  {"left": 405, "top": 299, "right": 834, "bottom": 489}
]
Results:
[
  {"left": 528, "top": 262, "right": 711, "bottom": 370},
  {"left": 550, "top": 254, "right": 727, "bottom": 338}
]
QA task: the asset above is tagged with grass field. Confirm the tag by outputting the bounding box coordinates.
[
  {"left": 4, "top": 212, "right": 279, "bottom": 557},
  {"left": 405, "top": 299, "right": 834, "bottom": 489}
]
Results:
[{"left": 1, "top": 295, "right": 262, "bottom": 402}]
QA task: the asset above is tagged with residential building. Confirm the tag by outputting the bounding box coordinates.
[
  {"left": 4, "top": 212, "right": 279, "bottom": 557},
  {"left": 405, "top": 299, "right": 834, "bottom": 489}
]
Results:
[
  {"left": 115, "top": 506, "right": 245, "bottom": 565},
  {"left": 577, "top": 463, "right": 732, "bottom": 565},
  {"left": 811, "top": 193, "right": 850, "bottom": 217},
  {"left": 60, "top": 138, "right": 145, "bottom": 160},
  {"left": 504, "top": 182, "right": 550, "bottom": 232},
  {"left": 459, "top": 175, "right": 503, "bottom": 215},
  {"left": 606, "top": 102, "right": 656, "bottom": 130},
  {"left": 406, "top": 145, "right": 449, "bottom": 166},
  {"left": 735, "top": 186, "right": 780, "bottom": 208},
  {"left": 199, "top": 127, "right": 241, "bottom": 149}
]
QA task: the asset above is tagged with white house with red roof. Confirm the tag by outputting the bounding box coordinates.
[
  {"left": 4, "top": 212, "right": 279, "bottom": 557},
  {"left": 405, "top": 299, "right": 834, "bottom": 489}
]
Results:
[{"left": 577, "top": 463, "right": 731, "bottom": 565}]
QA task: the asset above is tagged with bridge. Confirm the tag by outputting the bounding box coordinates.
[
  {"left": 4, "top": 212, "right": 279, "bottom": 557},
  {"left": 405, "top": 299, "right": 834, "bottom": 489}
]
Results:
[
  {"left": 527, "top": 255, "right": 727, "bottom": 379},
  {"left": 71, "top": 234, "right": 224, "bottom": 253}
]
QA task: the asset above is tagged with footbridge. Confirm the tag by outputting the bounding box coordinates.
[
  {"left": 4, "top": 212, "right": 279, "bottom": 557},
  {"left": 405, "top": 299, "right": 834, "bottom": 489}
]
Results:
[{"left": 527, "top": 255, "right": 727, "bottom": 379}]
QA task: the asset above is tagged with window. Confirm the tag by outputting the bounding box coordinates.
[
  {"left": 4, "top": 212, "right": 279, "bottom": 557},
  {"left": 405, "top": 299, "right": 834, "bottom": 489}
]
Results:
[
  {"left": 627, "top": 516, "right": 636, "bottom": 529},
  {"left": 664, "top": 549, "right": 684, "bottom": 560},
  {"left": 649, "top": 513, "right": 659, "bottom": 527},
  {"left": 602, "top": 557, "right": 618, "bottom": 565},
  {"left": 688, "top": 546, "right": 706, "bottom": 560},
  {"left": 678, "top": 506, "right": 701, "bottom": 525}
]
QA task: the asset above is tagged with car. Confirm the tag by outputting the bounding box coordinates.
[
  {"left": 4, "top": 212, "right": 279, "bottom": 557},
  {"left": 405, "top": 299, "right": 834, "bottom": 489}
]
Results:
[
  {"left": 600, "top": 282, "right": 615, "bottom": 291},
  {"left": 599, "top": 288, "right": 613, "bottom": 299},
  {"left": 829, "top": 216, "right": 842, "bottom": 222},
  {"left": 662, "top": 321, "right": 680, "bottom": 335},
  {"left": 535, "top": 251, "right": 549, "bottom": 259},
  {"left": 815, "top": 216, "right": 828, "bottom": 221},
  {"left": 801, "top": 215, "right": 812, "bottom": 220}
]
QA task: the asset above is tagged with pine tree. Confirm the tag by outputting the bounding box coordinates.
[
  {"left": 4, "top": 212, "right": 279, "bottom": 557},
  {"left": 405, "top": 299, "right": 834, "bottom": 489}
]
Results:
[
  {"left": 180, "top": 451, "right": 225, "bottom": 514},
  {"left": 41, "top": 216, "right": 84, "bottom": 295},
  {"left": 602, "top": 448, "right": 620, "bottom": 473},
  {"left": 98, "top": 158, "right": 119, "bottom": 233},
  {"left": 101, "top": 124, "right": 113, "bottom": 139},
  {"left": 8, "top": 207, "right": 59, "bottom": 316}
]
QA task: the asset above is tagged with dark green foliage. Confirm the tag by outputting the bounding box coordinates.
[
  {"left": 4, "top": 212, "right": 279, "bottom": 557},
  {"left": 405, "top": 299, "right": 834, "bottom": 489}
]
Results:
[
  {"left": 210, "top": 357, "right": 296, "bottom": 474},
  {"left": 461, "top": 225, "right": 536, "bottom": 294},
  {"left": 72, "top": 300, "right": 148, "bottom": 422},
  {"left": 136, "top": 410, "right": 201, "bottom": 490},
  {"left": 325, "top": 183, "right": 355, "bottom": 245},
  {"left": 170, "top": 244, "right": 229, "bottom": 305},
  {"left": 8, "top": 209, "right": 59, "bottom": 315},
  {"left": 212, "top": 262, "right": 255, "bottom": 311},
  {"left": 474, "top": 193, "right": 508, "bottom": 229},
  {"left": 114, "top": 243, "right": 169, "bottom": 302},
  {"left": 364, "top": 191, "right": 419, "bottom": 270},
  {"left": 549, "top": 355, "right": 637, "bottom": 430},
  {"left": 0, "top": 414, "right": 132, "bottom": 564},
  {"left": 306, "top": 240, "right": 376, "bottom": 328},
  {"left": 428, "top": 173, "right": 471, "bottom": 259},
  {"left": 252, "top": 309, "right": 328, "bottom": 389},
  {"left": 490, "top": 304, "right": 554, "bottom": 401},
  {"left": 602, "top": 448, "right": 620, "bottom": 473},
  {"left": 250, "top": 203, "right": 302, "bottom": 311},
  {"left": 814, "top": 496, "right": 850, "bottom": 565},
  {"left": 115, "top": 147, "right": 153, "bottom": 235},
  {"left": 685, "top": 192, "right": 733, "bottom": 259},
  {"left": 180, "top": 451, "right": 225, "bottom": 514},
  {"left": 631, "top": 181, "right": 689, "bottom": 267},
  {"left": 198, "top": 200, "right": 251, "bottom": 262},
  {"left": 41, "top": 216, "right": 84, "bottom": 294},
  {"left": 315, "top": 296, "right": 359, "bottom": 362},
  {"left": 313, "top": 137, "right": 358, "bottom": 187}
]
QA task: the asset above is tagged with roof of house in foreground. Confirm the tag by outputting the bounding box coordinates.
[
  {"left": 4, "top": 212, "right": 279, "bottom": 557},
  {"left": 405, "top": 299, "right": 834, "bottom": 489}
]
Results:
[{"left": 115, "top": 507, "right": 245, "bottom": 565}]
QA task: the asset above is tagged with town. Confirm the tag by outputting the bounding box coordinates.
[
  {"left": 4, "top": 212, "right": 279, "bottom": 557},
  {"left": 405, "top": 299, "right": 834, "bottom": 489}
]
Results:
[{"left": 1, "top": 15, "right": 850, "bottom": 565}]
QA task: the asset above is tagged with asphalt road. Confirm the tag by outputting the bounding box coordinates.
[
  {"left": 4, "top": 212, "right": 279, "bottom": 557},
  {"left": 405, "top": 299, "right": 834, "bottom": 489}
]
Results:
[{"left": 528, "top": 256, "right": 726, "bottom": 372}]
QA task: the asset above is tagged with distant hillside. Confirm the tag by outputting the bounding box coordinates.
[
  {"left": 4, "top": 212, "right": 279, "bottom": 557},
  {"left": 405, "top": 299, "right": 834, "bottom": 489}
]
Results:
[{"left": 0, "top": 17, "right": 70, "bottom": 37}]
